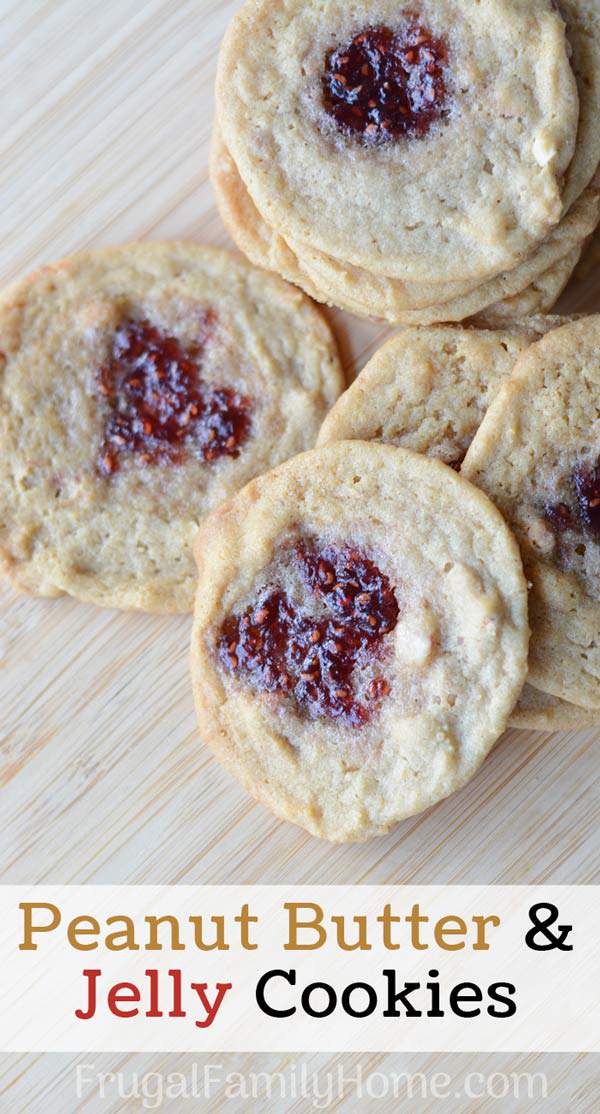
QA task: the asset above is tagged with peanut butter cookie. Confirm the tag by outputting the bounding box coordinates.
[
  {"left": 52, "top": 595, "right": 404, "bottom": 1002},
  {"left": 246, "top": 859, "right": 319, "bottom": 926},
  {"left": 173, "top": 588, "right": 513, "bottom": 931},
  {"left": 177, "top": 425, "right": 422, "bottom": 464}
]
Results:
[
  {"left": 0, "top": 243, "right": 343, "bottom": 612},
  {"left": 191, "top": 442, "right": 529, "bottom": 840}
]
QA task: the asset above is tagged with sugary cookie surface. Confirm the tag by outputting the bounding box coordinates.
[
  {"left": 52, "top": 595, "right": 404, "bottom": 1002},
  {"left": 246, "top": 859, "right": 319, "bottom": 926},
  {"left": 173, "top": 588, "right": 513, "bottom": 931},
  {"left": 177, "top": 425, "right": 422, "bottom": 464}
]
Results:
[
  {"left": 191, "top": 443, "right": 529, "bottom": 841},
  {"left": 212, "top": 123, "right": 600, "bottom": 328},
  {"left": 317, "top": 320, "right": 592, "bottom": 729},
  {"left": 0, "top": 243, "right": 342, "bottom": 612}
]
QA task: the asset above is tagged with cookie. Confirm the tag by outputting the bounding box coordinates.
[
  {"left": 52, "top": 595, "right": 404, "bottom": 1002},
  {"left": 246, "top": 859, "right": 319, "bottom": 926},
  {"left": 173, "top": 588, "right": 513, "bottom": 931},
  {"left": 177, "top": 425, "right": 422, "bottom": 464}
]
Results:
[
  {"left": 190, "top": 442, "right": 529, "bottom": 841},
  {"left": 281, "top": 188, "right": 595, "bottom": 319},
  {"left": 468, "top": 244, "right": 585, "bottom": 324},
  {"left": 462, "top": 317, "right": 600, "bottom": 708},
  {"left": 559, "top": 0, "right": 600, "bottom": 211},
  {"left": 217, "top": 0, "right": 578, "bottom": 285},
  {"left": 510, "top": 683, "right": 598, "bottom": 731},
  {"left": 0, "top": 243, "right": 343, "bottom": 613},
  {"left": 212, "top": 129, "right": 600, "bottom": 324},
  {"left": 316, "top": 323, "right": 558, "bottom": 467}
]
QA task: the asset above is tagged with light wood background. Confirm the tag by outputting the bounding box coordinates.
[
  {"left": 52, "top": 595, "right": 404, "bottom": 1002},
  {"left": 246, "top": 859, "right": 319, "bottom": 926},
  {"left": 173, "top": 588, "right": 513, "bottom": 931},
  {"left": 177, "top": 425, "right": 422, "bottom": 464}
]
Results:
[{"left": 0, "top": 1, "right": 598, "bottom": 1109}]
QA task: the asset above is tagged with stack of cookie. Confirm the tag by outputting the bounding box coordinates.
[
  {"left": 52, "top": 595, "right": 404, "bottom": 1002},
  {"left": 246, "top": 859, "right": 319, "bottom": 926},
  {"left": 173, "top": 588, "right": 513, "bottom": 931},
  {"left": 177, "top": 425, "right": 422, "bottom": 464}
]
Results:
[{"left": 213, "top": 0, "right": 600, "bottom": 324}]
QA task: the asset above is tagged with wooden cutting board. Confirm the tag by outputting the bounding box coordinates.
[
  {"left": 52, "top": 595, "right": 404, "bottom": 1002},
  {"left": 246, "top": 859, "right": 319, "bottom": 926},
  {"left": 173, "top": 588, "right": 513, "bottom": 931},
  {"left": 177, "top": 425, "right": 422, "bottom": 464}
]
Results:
[{"left": 1, "top": 2, "right": 598, "bottom": 1109}]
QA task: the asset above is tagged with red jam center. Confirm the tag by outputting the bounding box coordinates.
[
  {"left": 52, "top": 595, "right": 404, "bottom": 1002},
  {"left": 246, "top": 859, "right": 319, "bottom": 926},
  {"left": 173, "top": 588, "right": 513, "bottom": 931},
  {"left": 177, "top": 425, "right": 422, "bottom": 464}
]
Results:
[
  {"left": 218, "top": 542, "right": 400, "bottom": 728},
  {"left": 322, "top": 22, "right": 448, "bottom": 141},
  {"left": 545, "top": 461, "right": 600, "bottom": 539},
  {"left": 96, "top": 316, "right": 252, "bottom": 475}
]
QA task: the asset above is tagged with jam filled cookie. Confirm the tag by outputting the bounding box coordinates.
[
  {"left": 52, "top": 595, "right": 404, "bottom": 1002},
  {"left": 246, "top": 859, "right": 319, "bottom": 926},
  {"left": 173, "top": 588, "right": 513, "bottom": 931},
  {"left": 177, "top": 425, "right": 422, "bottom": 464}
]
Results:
[
  {"left": 190, "top": 443, "right": 529, "bottom": 841},
  {"left": 215, "top": 2, "right": 600, "bottom": 323},
  {"left": 316, "top": 321, "right": 593, "bottom": 730},
  {"left": 0, "top": 243, "right": 343, "bottom": 612},
  {"left": 462, "top": 317, "right": 600, "bottom": 709},
  {"left": 216, "top": 0, "right": 578, "bottom": 286}
]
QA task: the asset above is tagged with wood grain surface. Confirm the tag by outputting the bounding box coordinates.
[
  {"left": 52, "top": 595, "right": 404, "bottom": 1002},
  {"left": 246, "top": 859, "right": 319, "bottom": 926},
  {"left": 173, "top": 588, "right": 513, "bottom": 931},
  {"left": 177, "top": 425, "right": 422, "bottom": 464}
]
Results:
[{"left": 1, "top": 2, "right": 598, "bottom": 1109}]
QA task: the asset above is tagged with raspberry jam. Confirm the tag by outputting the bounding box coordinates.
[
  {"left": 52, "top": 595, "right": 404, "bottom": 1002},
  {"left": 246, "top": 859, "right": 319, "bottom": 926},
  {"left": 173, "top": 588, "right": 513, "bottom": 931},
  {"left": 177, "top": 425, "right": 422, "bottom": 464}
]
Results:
[
  {"left": 544, "top": 461, "right": 600, "bottom": 540},
  {"left": 96, "top": 316, "right": 252, "bottom": 475},
  {"left": 218, "top": 542, "right": 400, "bottom": 728},
  {"left": 322, "top": 22, "right": 448, "bottom": 142}
]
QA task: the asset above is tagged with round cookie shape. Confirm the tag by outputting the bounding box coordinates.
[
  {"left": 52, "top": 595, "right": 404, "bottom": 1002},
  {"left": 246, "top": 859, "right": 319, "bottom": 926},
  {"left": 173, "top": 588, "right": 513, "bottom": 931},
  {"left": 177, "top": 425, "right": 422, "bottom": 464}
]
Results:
[
  {"left": 217, "top": 0, "right": 578, "bottom": 285},
  {"left": 0, "top": 243, "right": 343, "bottom": 613},
  {"left": 190, "top": 442, "right": 529, "bottom": 842},
  {"left": 462, "top": 316, "right": 600, "bottom": 708}
]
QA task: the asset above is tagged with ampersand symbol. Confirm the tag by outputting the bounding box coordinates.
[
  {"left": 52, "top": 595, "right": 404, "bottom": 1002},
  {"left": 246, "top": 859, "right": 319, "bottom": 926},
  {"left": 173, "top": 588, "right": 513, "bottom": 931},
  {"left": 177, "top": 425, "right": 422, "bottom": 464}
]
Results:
[{"left": 525, "top": 903, "right": 573, "bottom": 951}]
